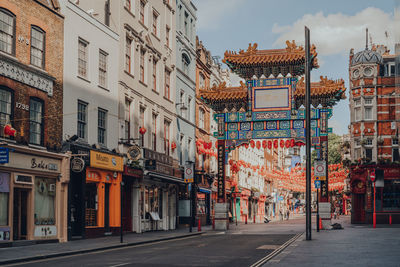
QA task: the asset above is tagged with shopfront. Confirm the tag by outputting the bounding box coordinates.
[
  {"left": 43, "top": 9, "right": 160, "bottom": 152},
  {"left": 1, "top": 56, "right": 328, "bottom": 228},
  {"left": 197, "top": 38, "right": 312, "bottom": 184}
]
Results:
[
  {"left": 0, "top": 144, "right": 69, "bottom": 245},
  {"left": 350, "top": 165, "right": 400, "bottom": 224},
  {"left": 122, "top": 166, "right": 143, "bottom": 232},
  {"left": 68, "top": 146, "right": 123, "bottom": 239},
  {"left": 135, "top": 148, "right": 184, "bottom": 232}
]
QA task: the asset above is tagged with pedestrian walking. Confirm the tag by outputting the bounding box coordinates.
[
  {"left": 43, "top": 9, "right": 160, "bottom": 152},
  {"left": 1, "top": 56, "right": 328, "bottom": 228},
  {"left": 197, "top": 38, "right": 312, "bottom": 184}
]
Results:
[{"left": 286, "top": 209, "right": 290, "bottom": 220}]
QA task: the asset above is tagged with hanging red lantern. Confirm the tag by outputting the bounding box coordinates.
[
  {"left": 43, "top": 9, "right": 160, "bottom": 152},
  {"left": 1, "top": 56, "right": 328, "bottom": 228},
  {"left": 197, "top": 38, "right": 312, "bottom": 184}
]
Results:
[
  {"left": 285, "top": 140, "right": 290, "bottom": 148},
  {"left": 4, "top": 124, "right": 16, "bottom": 137},
  {"left": 245, "top": 143, "right": 249, "bottom": 149},
  {"left": 139, "top": 127, "right": 147, "bottom": 135},
  {"left": 280, "top": 140, "right": 284, "bottom": 148},
  {"left": 250, "top": 140, "right": 255, "bottom": 148},
  {"left": 229, "top": 159, "right": 233, "bottom": 165},
  {"left": 262, "top": 140, "right": 267, "bottom": 149},
  {"left": 171, "top": 141, "right": 177, "bottom": 150},
  {"left": 290, "top": 139, "right": 295, "bottom": 147},
  {"left": 256, "top": 141, "right": 261, "bottom": 149},
  {"left": 268, "top": 140, "right": 272, "bottom": 149},
  {"left": 273, "top": 140, "right": 278, "bottom": 149}
]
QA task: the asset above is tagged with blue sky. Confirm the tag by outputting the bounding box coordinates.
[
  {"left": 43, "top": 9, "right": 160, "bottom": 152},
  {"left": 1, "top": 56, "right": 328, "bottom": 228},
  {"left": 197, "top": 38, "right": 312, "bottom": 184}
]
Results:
[{"left": 192, "top": 0, "right": 397, "bottom": 135}]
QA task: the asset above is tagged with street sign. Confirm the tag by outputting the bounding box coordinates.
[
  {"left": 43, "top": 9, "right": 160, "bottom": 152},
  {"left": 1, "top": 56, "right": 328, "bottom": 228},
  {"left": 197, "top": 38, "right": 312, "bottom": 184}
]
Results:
[
  {"left": 314, "top": 180, "right": 321, "bottom": 189},
  {"left": 0, "top": 148, "right": 9, "bottom": 164},
  {"left": 370, "top": 170, "right": 375, "bottom": 182},
  {"left": 184, "top": 163, "right": 194, "bottom": 183},
  {"left": 314, "top": 160, "right": 326, "bottom": 176}
]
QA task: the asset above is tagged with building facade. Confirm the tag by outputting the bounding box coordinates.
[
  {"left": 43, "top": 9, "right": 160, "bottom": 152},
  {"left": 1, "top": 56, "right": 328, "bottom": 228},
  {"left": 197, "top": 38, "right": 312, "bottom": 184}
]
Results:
[
  {"left": 349, "top": 41, "right": 400, "bottom": 224},
  {"left": 75, "top": 0, "right": 182, "bottom": 233},
  {"left": 59, "top": 0, "right": 124, "bottom": 239},
  {"left": 0, "top": 0, "right": 69, "bottom": 243}
]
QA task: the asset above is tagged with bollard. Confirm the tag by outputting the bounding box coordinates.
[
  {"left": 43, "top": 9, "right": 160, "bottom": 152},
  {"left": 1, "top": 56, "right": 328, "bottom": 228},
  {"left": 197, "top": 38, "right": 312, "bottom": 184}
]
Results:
[
  {"left": 390, "top": 215, "right": 392, "bottom": 225},
  {"left": 212, "top": 217, "right": 215, "bottom": 230},
  {"left": 319, "top": 218, "right": 322, "bottom": 230},
  {"left": 245, "top": 215, "right": 247, "bottom": 224},
  {"left": 254, "top": 215, "right": 256, "bottom": 223},
  {"left": 198, "top": 218, "right": 201, "bottom": 232}
]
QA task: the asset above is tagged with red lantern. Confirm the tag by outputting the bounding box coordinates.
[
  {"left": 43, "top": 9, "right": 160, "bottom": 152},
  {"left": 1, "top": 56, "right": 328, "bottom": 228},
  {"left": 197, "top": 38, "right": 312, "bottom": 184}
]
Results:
[
  {"left": 139, "top": 127, "right": 147, "bottom": 135},
  {"left": 250, "top": 140, "right": 255, "bottom": 148},
  {"left": 4, "top": 124, "right": 16, "bottom": 137},
  {"left": 229, "top": 159, "right": 233, "bottom": 165},
  {"left": 280, "top": 140, "right": 284, "bottom": 148},
  {"left": 285, "top": 140, "right": 290, "bottom": 148},
  {"left": 245, "top": 143, "right": 249, "bottom": 149},
  {"left": 268, "top": 140, "right": 272, "bottom": 149},
  {"left": 256, "top": 141, "right": 261, "bottom": 149},
  {"left": 262, "top": 140, "right": 267, "bottom": 149},
  {"left": 274, "top": 140, "right": 278, "bottom": 149},
  {"left": 171, "top": 141, "right": 177, "bottom": 150},
  {"left": 290, "top": 139, "right": 295, "bottom": 147}
]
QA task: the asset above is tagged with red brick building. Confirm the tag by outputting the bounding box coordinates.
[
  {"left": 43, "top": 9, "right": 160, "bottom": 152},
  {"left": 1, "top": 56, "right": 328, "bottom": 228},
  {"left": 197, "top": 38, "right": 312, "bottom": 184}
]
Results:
[
  {"left": 0, "top": 0, "right": 69, "bottom": 243},
  {"left": 349, "top": 40, "right": 400, "bottom": 224}
]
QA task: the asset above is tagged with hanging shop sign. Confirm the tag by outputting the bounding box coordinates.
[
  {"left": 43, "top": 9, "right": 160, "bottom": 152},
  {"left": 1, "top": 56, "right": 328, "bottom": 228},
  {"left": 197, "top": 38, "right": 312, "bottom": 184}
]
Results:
[
  {"left": 90, "top": 150, "right": 123, "bottom": 172},
  {"left": 71, "top": 157, "right": 85, "bottom": 173},
  {"left": 127, "top": 144, "right": 141, "bottom": 161}
]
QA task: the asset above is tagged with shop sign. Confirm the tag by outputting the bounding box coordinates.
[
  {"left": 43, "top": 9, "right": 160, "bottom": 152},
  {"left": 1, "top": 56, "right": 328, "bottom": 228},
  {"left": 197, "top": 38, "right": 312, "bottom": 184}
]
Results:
[
  {"left": 143, "top": 148, "right": 173, "bottom": 165},
  {"left": 127, "top": 144, "right": 141, "bottom": 161},
  {"left": 217, "top": 140, "right": 225, "bottom": 200},
  {"left": 15, "top": 174, "right": 33, "bottom": 184},
  {"left": 90, "top": 151, "right": 123, "bottom": 172},
  {"left": 5, "top": 151, "right": 60, "bottom": 173},
  {"left": 71, "top": 157, "right": 85, "bottom": 173},
  {"left": 123, "top": 166, "right": 143, "bottom": 178},
  {"left": 143, "top": 148, "right": 174, "bottom": 176},
  {"left": 0, "top": 147, "right": 9, "bottom": 164},
  {"left": 34, "top": 226, "right": 57, "bottom": 237}
]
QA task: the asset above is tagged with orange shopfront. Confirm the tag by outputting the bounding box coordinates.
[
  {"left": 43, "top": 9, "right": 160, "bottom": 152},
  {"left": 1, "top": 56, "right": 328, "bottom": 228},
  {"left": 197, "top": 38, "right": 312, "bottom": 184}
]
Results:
[{"left": 68, "top": 147, "right": 123, "bottom": 239}]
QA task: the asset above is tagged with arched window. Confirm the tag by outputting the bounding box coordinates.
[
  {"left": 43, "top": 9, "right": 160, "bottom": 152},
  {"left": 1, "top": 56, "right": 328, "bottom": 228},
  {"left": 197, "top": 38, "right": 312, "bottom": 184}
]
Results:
[
  {"left": 182, "top": 53, "right": 190, "bottom": 75},
  {"left": 0, "top": 8, "right": 16, "bottom": 55},
  {"left": 31, "top": 26, "right": 45, "bottom": 68}
]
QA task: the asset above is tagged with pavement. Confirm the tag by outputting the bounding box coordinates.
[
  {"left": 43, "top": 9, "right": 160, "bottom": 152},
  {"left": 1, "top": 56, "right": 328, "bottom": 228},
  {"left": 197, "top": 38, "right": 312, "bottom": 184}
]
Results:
[{"left": 263, "top": 215, "right": 400, "bottom": 267}]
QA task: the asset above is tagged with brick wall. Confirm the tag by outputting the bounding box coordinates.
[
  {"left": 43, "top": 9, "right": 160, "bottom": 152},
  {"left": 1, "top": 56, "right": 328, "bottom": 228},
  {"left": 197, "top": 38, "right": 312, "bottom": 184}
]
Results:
[{"left": 0, "top": 0, "right": 64, "bottom": 151}]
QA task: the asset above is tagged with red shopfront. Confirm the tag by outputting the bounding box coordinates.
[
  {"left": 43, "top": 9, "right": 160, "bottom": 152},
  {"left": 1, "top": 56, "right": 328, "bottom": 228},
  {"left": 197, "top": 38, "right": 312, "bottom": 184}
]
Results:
[{"left": 350, "top": 165, "right": 400, "bottom": 224}]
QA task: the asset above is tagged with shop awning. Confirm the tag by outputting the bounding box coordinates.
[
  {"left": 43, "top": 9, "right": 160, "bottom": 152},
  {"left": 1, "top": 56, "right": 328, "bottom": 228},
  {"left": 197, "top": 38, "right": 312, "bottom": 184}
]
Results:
[{"left": 145, "top": 171, "right": 186, "bottom": 184}]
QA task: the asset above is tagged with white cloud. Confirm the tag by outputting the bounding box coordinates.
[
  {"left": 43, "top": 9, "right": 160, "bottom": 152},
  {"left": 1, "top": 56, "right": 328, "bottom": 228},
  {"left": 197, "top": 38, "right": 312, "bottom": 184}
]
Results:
[
  {"left": 193, "top": 0, "right": 245, "bottom": 30},
  {"left": 272, "top": 7, "right": 395, "bottom": 56}
]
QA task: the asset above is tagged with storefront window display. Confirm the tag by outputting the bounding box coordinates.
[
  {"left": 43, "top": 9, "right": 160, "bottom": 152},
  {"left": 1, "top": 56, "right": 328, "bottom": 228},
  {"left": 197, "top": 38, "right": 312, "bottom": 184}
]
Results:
[
  {"left": 376, "top": 180, "right": 400, "bottom": 211},
  {"left": 141, "top": 186, "right": 163, "bottom": 220},
  {"left": 197, "top": 193, "right": 206, "bottom": 215},
  {"left": 0, "top": 173, "right": 9, "bottom": 226},
  {"left": 34, "top": 177, "right": 56, "bottom": 225},
  {"left": 85, "top": 183, "right": 98, "bottom": 226}
]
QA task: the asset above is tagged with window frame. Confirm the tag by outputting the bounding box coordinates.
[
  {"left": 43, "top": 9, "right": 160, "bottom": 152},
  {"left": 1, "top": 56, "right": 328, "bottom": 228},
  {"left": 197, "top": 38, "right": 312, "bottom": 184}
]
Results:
[
  {"left": 97, "top": 108, "right": 107, "bottom": 145},
  {"left": 182, "top": 54, "right": 190, "bottom": 75},
  {"left": 199, "top": 108, "right": 205, "bottom": 129},
  {"left": 30, "top": 26, "right": 46, "bottom": 69},
  {"left": 0, "top": 8, "right": 16, "bottom": 55},
  {"left": 0, "top": 86, "right": 13, "bottom": 134},
  {"left": 140, "top": 0, "right": 145, "bottom": 25},
  {"left": 98, "top": 49, "right": 108, "bottom": 88},
  {"left": 164, "top": 69, "right": 170, "bottom": 99},
  {"left": 124, "top": 99, "right": 131, "bottom": 141},
  {"left": 164, "top": 120, "right": 170, "bottom": 156},
  {"left": 77, "top": 100, "right": 88, "bottom": 140},
  {"left": 152, "top": 59, "right": 157, "bottom": 91},
  {"left": 152, "top": 113, "right": 157, "bottom": 151},
  {"left": 152, "top": 10, "right": 158, "bottom": 36},
  {"left": 140, "top": 49, "right": 145, "bottom": 83},
  {"left": 125, "top": 37, "right": 132, "bottom": 74},
  {"left": 166, "top": 26, "right": 170, "bottom": 48},
  {"left": 364, "top": 106, "right": 372, "bottom": 120},
  {"left": 29, "top": 97, "right": 44, "bottom": 146},
  {"left": 78, "top": 38, "right": 89, "bottom": 78}
]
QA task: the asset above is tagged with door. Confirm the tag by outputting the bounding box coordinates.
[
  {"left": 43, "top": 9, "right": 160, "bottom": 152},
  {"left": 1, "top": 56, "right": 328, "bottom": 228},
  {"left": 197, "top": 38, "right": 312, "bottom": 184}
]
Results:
[
  {"left": 104, "top": 184, "right": 110, "bottom": 232},
  {"left": 122, "top": 182, "right": 132, "bottom": 231},
  {"left": 352, "top": 194, "right": 365, "bottom": 223},
  {"left": 13, "top": 188, "right": 29, "bottom": 240}
]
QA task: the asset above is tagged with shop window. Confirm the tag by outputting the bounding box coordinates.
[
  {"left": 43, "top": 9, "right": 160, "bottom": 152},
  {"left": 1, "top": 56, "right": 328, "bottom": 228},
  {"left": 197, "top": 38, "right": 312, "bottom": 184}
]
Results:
[
  {"left": 85, "top": 183, "right": 98, "bottom": 226},
  {"left": 29, "top": 98, "right": 43, "bottom": 145},
  {"left": 142, "top": 186, "right": 163, "bottom": 220},
  {"left": 34, "top": 177, "right": 55, "bottom": 225},
  {"left": 375, "top": 180, "right": 400, "bottom": 211},
  {"left": 0, "top": 173, "right": 9, "bottom": 226},
  {"left": 393, "top": 148, "right": 399, "bottom": 162},
  {"left": 365, "top": 148, "right": 372, "bottom": 160}
]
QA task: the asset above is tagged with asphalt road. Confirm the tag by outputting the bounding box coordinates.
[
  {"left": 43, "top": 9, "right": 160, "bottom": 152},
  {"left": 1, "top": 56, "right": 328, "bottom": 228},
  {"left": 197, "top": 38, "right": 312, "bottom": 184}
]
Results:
[
  {"left": 6, "top": 216, "right": 307, "bottom": 267},
  {"left": 9, "top": 233, "right": 297, "bottom": 267}
]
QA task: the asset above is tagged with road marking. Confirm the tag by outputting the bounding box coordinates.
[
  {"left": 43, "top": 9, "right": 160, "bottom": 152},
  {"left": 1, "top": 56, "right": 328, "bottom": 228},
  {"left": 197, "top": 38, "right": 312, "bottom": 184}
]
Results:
[
  {"left": 109, "top": 263, "right": 130, "bottom": 267},
  {"left": 256, "top": 245, "right": 280, "bottom": 250},
  {"left": 249, "top": 233, "right": 304, "bottom": 267}
]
